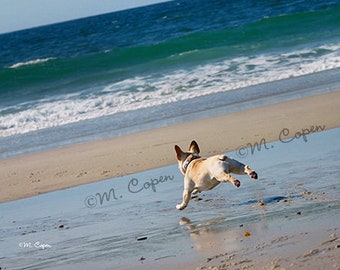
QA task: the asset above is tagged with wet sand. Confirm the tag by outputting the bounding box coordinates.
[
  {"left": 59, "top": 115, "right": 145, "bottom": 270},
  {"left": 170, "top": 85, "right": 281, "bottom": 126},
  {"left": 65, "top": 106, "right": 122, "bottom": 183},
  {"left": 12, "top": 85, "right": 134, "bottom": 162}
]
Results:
[
  {"left": 136, "top": 209, "right": 340, "bottom": 270},
  {"left": 1, "top": 90, "right": 340, "bottom": 203},
  {"left": 0, "top": 119, "right": 339, "bottom": 270}
]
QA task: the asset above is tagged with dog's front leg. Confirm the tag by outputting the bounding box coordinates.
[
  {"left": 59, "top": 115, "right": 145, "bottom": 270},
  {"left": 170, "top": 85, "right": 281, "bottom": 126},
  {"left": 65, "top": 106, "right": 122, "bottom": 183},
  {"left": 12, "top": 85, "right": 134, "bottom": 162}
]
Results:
[
  {"left": 176, "top": 189, "right": 192, "bottom": 210},
  {"left": 176, "top": 177, "right": 195, "bottom": 210}
]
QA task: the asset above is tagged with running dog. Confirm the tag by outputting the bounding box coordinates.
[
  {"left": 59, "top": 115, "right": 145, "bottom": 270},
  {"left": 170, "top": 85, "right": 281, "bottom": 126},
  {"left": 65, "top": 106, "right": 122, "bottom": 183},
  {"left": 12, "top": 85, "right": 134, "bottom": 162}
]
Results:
[{"left": 174, "top": 140, "right": 258, "bottom": 210}]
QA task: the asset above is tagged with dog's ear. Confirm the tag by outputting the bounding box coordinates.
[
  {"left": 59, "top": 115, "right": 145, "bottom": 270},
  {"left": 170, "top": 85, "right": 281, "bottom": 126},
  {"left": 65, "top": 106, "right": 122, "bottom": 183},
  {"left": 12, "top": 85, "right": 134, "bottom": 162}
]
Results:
[
  {"left": 174, "top": 145, "right": 183, "bottom": 160},
  {"left": 189, "top": 140, "right": 200, "bottom": 154}
]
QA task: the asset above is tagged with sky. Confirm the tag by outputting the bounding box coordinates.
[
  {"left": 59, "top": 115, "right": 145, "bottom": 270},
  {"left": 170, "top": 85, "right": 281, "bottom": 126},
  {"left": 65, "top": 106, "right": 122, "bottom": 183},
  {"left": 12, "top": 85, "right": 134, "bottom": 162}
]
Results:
[{"left": 0, "top": 0, "right": 170, "bottom": 34}]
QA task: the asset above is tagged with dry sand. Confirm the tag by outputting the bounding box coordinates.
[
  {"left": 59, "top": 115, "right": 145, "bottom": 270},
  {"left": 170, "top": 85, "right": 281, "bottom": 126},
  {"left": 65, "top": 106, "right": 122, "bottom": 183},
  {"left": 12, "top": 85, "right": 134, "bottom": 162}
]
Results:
[{"left": 0, "top": 90, "right": 340, "bottom": 203}]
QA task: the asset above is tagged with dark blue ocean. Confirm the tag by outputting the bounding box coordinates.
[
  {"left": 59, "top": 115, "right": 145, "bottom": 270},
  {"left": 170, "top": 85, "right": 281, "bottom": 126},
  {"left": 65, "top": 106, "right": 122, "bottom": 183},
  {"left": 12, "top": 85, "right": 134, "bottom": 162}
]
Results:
[{"left": 0, "top": 0, "right": 340, "bottom": 158}]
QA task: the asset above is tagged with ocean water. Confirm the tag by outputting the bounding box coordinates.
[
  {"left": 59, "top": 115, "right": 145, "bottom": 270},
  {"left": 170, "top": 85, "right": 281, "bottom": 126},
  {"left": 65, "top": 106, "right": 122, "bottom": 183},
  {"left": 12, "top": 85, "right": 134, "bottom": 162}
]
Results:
[{"left": 0, "top": 0, "right": 340, "bottom": 158}]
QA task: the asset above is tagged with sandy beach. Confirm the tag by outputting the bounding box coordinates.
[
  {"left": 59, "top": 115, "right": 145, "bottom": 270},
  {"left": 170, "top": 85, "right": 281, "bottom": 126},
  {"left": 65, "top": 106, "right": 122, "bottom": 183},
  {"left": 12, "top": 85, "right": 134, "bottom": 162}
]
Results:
[
  {"left": 0, "top": 90, "right": 339, "bottom": 270},
  {"left": 1, "top": 90, "right": 340, "bottom": 203}
]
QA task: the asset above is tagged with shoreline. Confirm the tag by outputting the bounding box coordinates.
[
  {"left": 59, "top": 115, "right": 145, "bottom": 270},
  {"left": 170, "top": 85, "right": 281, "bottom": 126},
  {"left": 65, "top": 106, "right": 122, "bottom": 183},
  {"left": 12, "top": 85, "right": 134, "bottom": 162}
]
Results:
[
  {"left": 0, "top": 90, "right": 340, "bottom": 203},
  {"left": 2, "top": 67, "right": 340, "bottom": 161}
]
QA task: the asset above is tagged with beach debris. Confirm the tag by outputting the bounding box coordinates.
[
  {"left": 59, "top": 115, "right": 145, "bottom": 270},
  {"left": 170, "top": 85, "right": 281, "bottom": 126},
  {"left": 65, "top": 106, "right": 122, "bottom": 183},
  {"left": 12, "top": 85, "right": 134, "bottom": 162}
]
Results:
[
  {"left": 329, "top": 233, "right": 337, "bottom": 239},
  {"left": 205, "top": 252, "right": 230, "bottom": 263},
  {"left": 76, "top": 170, "right": 88, "bottom": 178},
  {"left": 321, "top": 234, "right": 339, "bottom": 245},
  {"left": 201, "top": 253, "right": 253, "bottom": 269},
  {"left": 136, "top": 236, "right": 147, "bottom": 241},
  {"left": 54, "top": 224, "right": 65, "bottom": 229},
  {"left": 297, "top": 211, "right": 302, "bottom": 215},
  {"left": 269, "top": 258, "right": 282, "bottom": 270},
  {"left": 244, "top": 231, "right": 251, "bottom": 237},
  {"left": 271, "top": 235, "right": 291, "bottom": 244},
  {"left": 302, "top": 248, "right": 319, "bottom": 258},
  {"left": 21, "top": 230, "right": 37, "bottom": 236},
  {"left": 155, "top": 255, "right": 176, "bottom": 261},
  {"left": 258, "top": 199, "right": 265, "bottom": 206},
  {"left": 101, "top": 170, "right": 110, "bottom": 176}
]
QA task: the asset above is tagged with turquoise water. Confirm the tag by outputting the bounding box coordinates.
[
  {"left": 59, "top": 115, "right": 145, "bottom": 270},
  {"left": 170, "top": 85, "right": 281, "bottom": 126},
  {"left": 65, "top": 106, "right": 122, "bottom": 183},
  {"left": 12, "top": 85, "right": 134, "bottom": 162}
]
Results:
[{"left": 0, "top": 0, "right": 339, "bottom": 156}]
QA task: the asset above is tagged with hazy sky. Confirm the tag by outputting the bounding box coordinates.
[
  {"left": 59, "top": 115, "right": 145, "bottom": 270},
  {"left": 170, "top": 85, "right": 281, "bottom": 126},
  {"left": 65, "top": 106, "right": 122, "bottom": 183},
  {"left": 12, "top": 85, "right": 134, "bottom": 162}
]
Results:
[{"left": 0, "top": 0, "right": 170, "bottom": 34}]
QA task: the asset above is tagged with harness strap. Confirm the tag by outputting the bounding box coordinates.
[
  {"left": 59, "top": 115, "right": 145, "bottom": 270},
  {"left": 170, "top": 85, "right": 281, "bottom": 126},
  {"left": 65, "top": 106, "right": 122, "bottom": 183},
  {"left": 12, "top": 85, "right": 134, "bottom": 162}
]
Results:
[{"left": 183, "top": 156, "right": 200, "bottom": 172}]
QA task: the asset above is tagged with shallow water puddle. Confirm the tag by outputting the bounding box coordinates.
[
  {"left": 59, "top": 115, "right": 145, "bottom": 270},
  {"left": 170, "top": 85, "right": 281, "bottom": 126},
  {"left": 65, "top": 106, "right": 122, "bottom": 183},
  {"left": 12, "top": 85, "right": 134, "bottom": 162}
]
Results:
[{"left": 0, "top": 128, "right": 339, "bottom": 270}]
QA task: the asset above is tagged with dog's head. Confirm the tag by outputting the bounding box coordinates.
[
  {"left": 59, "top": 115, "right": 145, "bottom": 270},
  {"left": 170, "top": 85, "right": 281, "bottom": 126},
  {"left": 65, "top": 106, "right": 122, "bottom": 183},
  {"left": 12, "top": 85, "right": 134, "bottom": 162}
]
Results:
[{"left": 174, "top": 140, "right": 201, "bottom": 175}]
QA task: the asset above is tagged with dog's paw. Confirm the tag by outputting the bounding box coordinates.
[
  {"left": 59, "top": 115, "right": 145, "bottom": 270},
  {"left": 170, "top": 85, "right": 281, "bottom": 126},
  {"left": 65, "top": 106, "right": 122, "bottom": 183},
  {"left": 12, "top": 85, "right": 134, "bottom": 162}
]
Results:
[
  {"left": 249, "top": 171, "right": 258, "bottom": 179},
  {"left": 233, "top": 180, "right": 241, "bottom": 187},
  {"left": 176, "top": 204, "right": 186, "bottom": 210}
]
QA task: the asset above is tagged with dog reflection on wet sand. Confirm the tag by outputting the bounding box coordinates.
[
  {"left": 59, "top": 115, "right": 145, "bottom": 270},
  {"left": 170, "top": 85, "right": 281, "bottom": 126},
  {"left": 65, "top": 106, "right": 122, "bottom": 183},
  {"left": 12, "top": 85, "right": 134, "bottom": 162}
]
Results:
[{"left": 175, "top": 141, "right": 258, "bottom": 210}]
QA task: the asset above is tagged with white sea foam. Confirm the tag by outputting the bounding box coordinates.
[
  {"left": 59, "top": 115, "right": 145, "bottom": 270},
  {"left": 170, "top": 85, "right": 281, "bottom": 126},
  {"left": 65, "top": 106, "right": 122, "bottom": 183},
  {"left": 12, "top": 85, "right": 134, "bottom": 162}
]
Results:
[
  {"left": 8, "top": 58, "right": 56, "bottom": 69},
  {"left": 1, "top": 44, "right": 339, "bottom": 137}
]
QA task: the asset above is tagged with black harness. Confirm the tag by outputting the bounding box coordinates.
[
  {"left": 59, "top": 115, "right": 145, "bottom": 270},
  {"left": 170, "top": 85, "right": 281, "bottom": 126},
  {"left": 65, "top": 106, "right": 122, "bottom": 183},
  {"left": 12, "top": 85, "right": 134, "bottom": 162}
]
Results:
[{"left": 182, "top": 155, "right": 201, "bottom": 172}]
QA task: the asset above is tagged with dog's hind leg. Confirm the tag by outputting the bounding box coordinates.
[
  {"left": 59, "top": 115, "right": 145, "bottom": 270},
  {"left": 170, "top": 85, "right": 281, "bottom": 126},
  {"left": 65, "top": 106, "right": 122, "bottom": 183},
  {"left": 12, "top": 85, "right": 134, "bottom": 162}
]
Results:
[
  {"left": 244, "top": 165, "right": 258, "bottom": 179},
  {"left": 226, "top": 158, "right": 258, "bottom": 179},
  {"left": 216, "top": 172, "right": 241, "bottom": 188}
]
